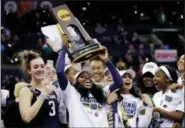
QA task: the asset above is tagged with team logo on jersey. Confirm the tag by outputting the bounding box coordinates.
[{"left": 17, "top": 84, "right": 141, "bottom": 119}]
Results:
[
  {"left": 139, "top": 108, "right": 146, "bottom": 115},
  {"left": 94, "top": 112, "right": 99, "bottom": 117},
  {"left": 47, "top": 94, "right": 57, "bottom": 99},
  {"left": 80, "top": 97, "right": 103, "bottom": 110},
  {"left": 121, "top": 101, "right": 137, "bottom": 117},
  {"left": 165, "top": 95, "right": 172, "bottom": 102},
  {"left": 163, "top": 105, "right": 167, "bottom": 108}
]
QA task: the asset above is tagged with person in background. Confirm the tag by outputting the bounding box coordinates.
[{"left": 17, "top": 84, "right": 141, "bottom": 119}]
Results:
[
  {"left": 152, "top": 65, "right": 184, "bottom": 128},
  {"left": 107, "top": 69, "right": 153, "bottom": 128},
  {"left": 104, "top": 67, "right": 122, "bottom": 86},
  {"left": 1, "top": 89, "right": 9, "bottom": 107},
  {"left": 45, "top": 61, "right": 58, "bottom": 82},
  {"left": 1, "top": 89, "right": 10, "bottom": 128},
  {"left": 90, "top": 57, "right": 107, "bottom": 87},
  {"left": 180, "top": 72, "right": 185, "bottom": 128},
  {"left": 104, "top": 67, "right": 113, "bottom": 85},
  {"left": 89, "top": 36, "right": 110, "bottom": 88},
  {"left": 64, "top": 64, "right": 78, "bottom": 85},
  {"left": 177, "top": 54, "right": 185, "bottom": 84},
  {"left": 45, "top": 60, "right": 68, "bottom": 126},
  {"left": 116, "top": 58, "right": 127, "bottom": 71},
  {"left": 181, "top": 72, "right": 185, "bottom": 85},
  {"left": 4, "top": 82, "right": 27, "bottom": 128},
  {"left": 138, "top": 62, "right": 158, "bottom": 99}
]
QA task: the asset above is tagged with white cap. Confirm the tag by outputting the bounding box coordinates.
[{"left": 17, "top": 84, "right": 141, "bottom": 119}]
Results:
[
  {"left": 119, "top": 69, "right": 136, "bottom": 79},
  {"left": 104, "top": 67, "right": 109, "bottom": 74},
  {"left": 64, "top": 64, "right": 73, "bottom": 72},
  {"left": 104, "top": 67, "right": 119, "bottom": 75},
  {"left": 159, "top": 66, "right": 172, "bottom": 81},
  {"left": 74, "top": 66, "right": 92, "bottom": 81},
  {"left": 142, "top": 62, "right": 158, "bottom": 75}
]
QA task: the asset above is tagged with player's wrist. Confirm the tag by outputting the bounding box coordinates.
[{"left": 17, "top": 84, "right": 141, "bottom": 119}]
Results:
[
  {"left": 106, "top": 98, "right": 111, "bottom": 105},
  {"left": 103, "top": 58, "right": 109, "bottom": 63},
  {"left": 37, "top": 92, "right": 48, "bottom": 102}
]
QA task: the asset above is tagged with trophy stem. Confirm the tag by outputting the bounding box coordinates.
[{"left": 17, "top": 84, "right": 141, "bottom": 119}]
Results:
[
  {"left": 57, "top": 23, "right": 64, "bottom": 34},
  {"left": 57, "top": 23, "right": 72, "bottom": 48}
]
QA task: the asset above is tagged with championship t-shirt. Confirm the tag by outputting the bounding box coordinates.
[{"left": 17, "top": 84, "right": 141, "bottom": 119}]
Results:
[
  {"left": 52, "top": 80, "right": 67, "bottom": 124},
  {"left": 63, "top": 81, "right": 109, "bottom": 127},
  {"left": 177, "top": 77, "right": 182, "bottom": 84},
  {"left": 179, "top": 87, "right": 185, "bottom": 128},
  {"left": 117, "top": 94, "right": 143, "bottom": 127},
  {"left": 153, "top": 90, "right": 184, "bottom": 128}
]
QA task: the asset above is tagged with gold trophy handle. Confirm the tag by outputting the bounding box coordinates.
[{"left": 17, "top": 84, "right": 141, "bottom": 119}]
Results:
[
  {"left": 56, "top": 23, "right": 72, "bottom": 48},
  {"left": 57, "top": 23, "right": 64, "bottom": 34}
]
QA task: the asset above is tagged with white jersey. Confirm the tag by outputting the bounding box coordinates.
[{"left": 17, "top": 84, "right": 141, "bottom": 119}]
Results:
[
  {"left": 93, "top": 80, "right": 110, "bottom": 88},
  {"left": 177, "top": 77, "right": 182, "bottom": 84},
  {"left": 153, "top": 89, "right": 184, "bottom": 128},
  {"left": 53, "top": 85, "right": 67, "bottom": 124},
  {"left": 179, "top": 87, "right": 185, "bottom": 127},
  {"left": 1, "top": 89, "right": 9, "bottom": 106},
  {"left": 63, "top": 81, "right": 109, "bottom": 127},
  {"left": 116, "top": 94, "right": 152, "bottom": 128}
]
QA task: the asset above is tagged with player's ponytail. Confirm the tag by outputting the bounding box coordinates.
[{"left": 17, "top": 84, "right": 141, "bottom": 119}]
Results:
[{"left": 15, "top": 50, "right": 40, "bottom": 74}]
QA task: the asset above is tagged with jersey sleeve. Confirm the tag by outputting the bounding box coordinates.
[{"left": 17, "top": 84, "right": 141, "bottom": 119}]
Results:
[
  {"left": 1, "top": 89, "right": 9, "bottom": 106},
  {"left": 58, "top": 96, "right": 67, "bottom": 124},
  {"left": 102, "top": 85, "right": 110, "bottom": 97},
  {"left": 56, "top": 46, "right": 69, "bottom": 90},
  {"left": 175, "top": 93, "right": 185, "bottom": 113},
  {"left": 105, "top": 60, "right": 123, "bottom": 92},
  {"left": 152, "top": 92, "right": 160, "bottom": 107}
]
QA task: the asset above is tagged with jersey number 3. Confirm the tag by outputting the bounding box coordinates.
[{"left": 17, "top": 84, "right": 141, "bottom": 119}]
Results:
[{"left": 48, "top": 101, "right": 56, "bottom": 116}]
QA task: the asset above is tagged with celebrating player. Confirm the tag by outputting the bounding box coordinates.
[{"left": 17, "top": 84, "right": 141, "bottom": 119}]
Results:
[
  {"left": 16, "top": 50, "right": 62, "bottom": 128},
  {"left": 55, "top": 34, "right": 123, "bottom": 127},
  {"left": 152, "top": 65, "right": 184, "bottom": 127},
  {"left": 107, "top": 69, "right": 153, "bottom": 128}
]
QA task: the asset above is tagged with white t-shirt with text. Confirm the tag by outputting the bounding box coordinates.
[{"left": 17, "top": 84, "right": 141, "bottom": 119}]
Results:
[
  {"left": 153, "top": 90, "right": 184, "bottom": 128},
  {"left": 63, "top": 81, "right": 109, "bottom": 127},
  {"left": 117, "top": 94, "right": 148, "bottom": 127}
]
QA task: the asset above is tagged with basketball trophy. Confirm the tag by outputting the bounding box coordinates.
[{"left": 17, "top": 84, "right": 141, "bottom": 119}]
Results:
[{"left": 51, "top": 4, "right": 105, "bottom": 63}]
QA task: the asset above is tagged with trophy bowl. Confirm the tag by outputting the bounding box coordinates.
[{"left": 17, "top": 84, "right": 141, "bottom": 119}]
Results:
[{"left": 70, "top": 42, "right": 105, "bottom": 63}]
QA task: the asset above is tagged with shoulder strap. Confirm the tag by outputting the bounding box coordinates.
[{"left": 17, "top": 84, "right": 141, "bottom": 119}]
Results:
[
  {"left": 26, "top": 85, "right": 41, "bottom": 97},
  {"left": 52, "top": 80, "right": 59, "bottom": 88}
]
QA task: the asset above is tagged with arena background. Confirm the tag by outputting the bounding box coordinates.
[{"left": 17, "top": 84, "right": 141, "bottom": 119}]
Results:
[{"left": 1, "top": 0, "right": 184, "bottom": 102}]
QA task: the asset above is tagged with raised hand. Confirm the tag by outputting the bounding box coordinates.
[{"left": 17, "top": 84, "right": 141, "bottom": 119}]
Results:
[
  {"left": 46, "top": 38, "right": 62, "bottom": 53},
  {"left": 168, "top": 83, "right": 183, "bottom": 92},
  {"left": 141, "top": 94, "right": 154, "bottom": 107},
  {"left": 106, "top": 89, "right": 120, "bottom": 105},
  {"left": 98, "top": 46, "right": 109, "bottom": 63},
  {"left": 61, "top": 33, "right": 70, "bottom": 48},
  {"left": 44, "top": 84, "right": 54, "bottom": 95}
]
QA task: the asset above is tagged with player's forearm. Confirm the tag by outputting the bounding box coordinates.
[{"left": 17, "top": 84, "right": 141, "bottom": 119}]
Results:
[
  {"left": 56, "top": 46, "right": 67, "bottom": 73},
  {"left": 58, "top": 102, "right": 67, "bottom": 124},
  {"left": 56, "top": 46, "right": 68, "bottom": 90},
  {"left": 21, "top": 92, "right": 47, "bottom": 123},
  {"left": 157, "top": 108, "right": 184, "bottom": 121},
  {"left": 106, "top": 60, "right": 123, "bottom": 91}
]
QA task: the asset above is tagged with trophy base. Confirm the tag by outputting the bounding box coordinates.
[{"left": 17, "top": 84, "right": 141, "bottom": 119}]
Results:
[{"left": 70, "top": 43, "right": 105, "bottom": 63}]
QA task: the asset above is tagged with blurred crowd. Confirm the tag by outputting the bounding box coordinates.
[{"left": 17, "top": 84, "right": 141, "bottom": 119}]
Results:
[
  {"left": 1, "top": 1, "right": 184, "bottom": 128},
  {"left": 1, "top": 36, "right": 184, "bottom": 127}
]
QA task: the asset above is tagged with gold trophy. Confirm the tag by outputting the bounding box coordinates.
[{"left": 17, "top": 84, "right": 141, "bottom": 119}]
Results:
[{"left": 51, "top": 4, "right": 105, "bottom": 63}]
